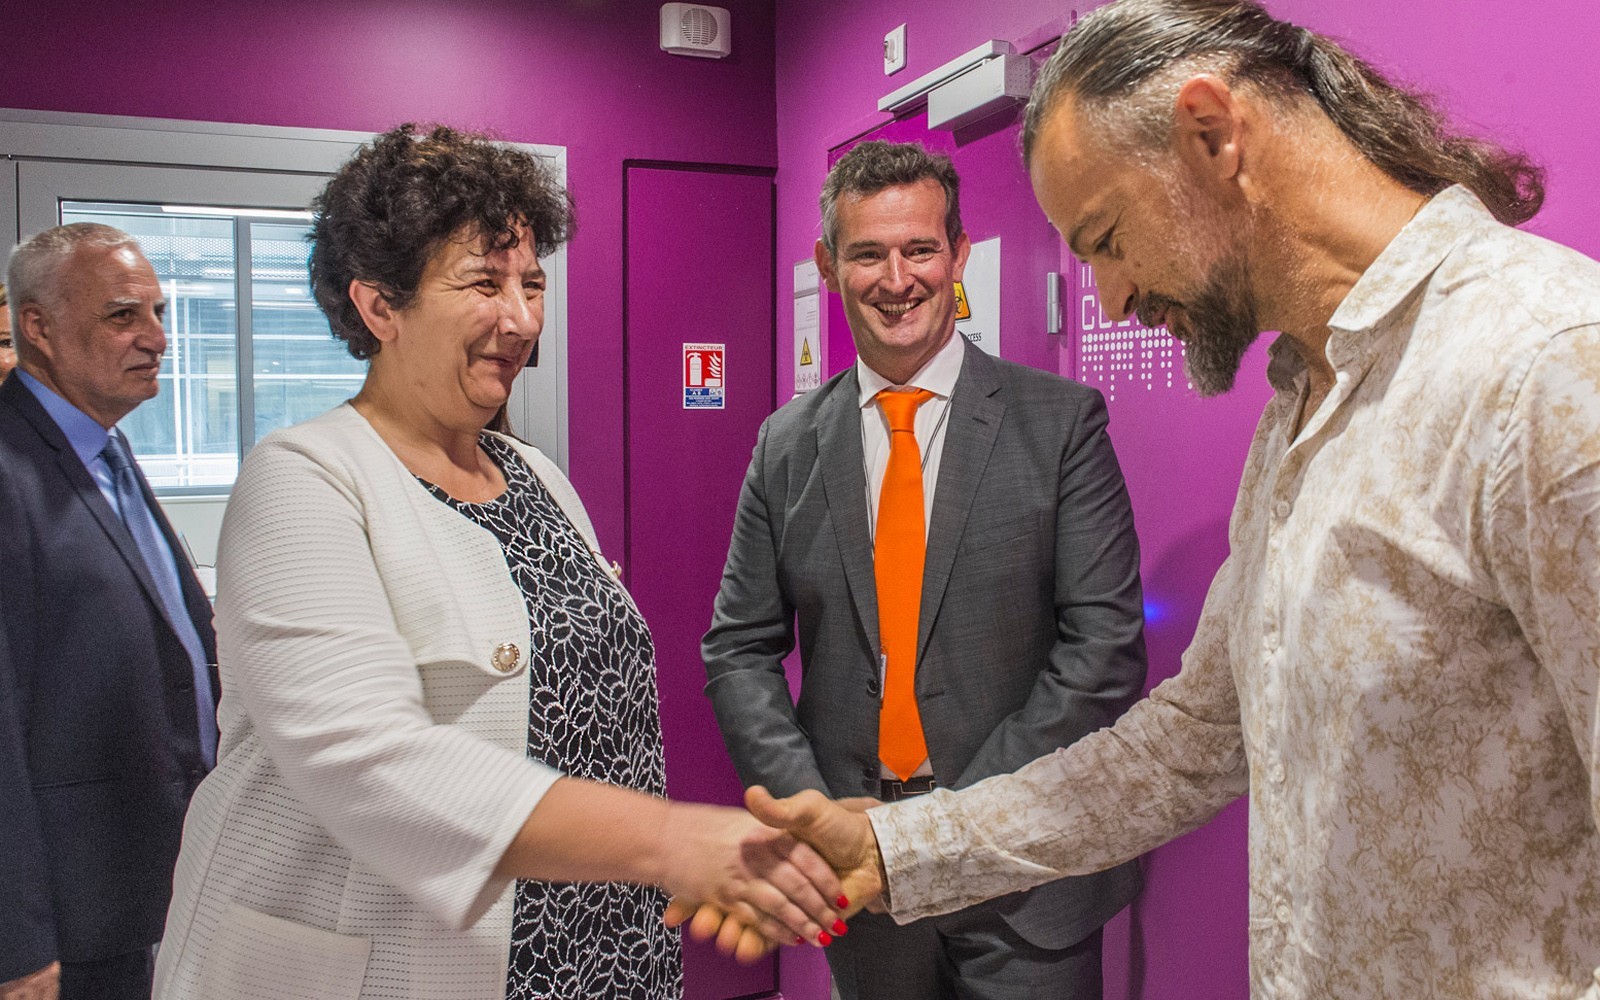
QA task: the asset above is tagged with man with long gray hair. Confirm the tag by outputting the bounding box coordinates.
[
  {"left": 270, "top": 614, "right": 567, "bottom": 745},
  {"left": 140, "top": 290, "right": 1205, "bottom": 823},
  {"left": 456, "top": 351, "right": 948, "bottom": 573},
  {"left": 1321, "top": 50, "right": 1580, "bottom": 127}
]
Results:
[
  {"left": 717, "top": 1, "right": 1600, "bottom": 996},
  {"left": 0, "top": 223, "right": 218, "bottom": 1000}
]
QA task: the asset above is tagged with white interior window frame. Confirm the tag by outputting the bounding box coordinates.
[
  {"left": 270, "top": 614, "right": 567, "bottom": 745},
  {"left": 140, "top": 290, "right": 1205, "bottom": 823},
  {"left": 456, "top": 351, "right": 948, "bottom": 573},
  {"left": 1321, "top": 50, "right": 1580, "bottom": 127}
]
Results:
[
  {"left": 0, "top": 109, "right": 568, "bottom": 571},
  {"left": 0, "top": 107, "right": 571, "bottom": 479}
]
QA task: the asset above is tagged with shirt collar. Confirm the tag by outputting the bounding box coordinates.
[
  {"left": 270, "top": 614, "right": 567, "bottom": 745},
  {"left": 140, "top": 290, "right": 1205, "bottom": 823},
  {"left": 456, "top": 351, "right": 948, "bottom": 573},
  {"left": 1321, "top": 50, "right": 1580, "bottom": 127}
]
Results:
[
  {"left": 857, "top": 329, "right": 967, "bottom": 409},
  {"left": 1262, "top": 185, "right": 1490, "bottom": 394},
  {"left": 14, "top": 368, "right": 114, "bottom": 468},
  {"left": 1327, "top": 185, "right": 1485, "bottom": 337}
]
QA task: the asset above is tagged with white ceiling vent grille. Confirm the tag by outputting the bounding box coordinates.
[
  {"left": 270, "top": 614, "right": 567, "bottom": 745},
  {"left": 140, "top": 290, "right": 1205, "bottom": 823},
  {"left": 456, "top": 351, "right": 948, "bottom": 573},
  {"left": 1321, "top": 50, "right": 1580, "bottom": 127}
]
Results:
[
  {"left": 681, "top": 7, "right": 717, "bottom": 46},
  {"left": 660, "top": 4, "right": 731, "bottom": 59}
]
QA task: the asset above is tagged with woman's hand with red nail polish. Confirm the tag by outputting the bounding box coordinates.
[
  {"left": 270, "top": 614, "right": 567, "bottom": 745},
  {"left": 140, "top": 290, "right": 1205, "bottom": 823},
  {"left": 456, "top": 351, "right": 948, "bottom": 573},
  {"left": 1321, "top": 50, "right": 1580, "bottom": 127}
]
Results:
[{"left": 745, "top": 787, "right": 886, "bottom": 919}]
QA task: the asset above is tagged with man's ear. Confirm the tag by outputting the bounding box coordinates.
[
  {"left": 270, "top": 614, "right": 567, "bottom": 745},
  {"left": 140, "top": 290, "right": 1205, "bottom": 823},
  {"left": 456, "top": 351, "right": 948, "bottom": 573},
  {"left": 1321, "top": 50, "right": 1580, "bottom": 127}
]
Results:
[
  {"left": 813, "top": 239, "right": 841, "bottom": 293},
  {"left": 347, "top": 280, "right": 400, "bottom": 345},
  {"left": 950, "top": 231, "right": 972, "bottom": 283},
  {"left": 16, "top": 302, "right": 52, "bottom": 361},
  {"left": 1173, "top": 74, "right": 1243, "bottom": 181}
]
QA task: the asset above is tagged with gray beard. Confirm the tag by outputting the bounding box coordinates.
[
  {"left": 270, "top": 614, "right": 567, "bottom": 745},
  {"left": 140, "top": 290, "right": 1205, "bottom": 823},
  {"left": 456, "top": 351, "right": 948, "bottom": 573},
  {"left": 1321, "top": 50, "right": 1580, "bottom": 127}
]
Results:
[
  {"left": 1150, "top": 171, "right": 1263, "bottom": 397},
  {"left": 1173, "top": 249, "right": 1261, "bottom": 398}
]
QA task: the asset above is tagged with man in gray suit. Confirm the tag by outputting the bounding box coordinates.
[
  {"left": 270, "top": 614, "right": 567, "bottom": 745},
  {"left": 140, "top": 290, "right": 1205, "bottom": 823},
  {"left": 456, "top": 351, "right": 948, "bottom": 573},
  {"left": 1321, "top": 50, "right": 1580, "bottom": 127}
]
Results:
[{"left": 702, "top": 141, "right": 1147, "bottom": 999}]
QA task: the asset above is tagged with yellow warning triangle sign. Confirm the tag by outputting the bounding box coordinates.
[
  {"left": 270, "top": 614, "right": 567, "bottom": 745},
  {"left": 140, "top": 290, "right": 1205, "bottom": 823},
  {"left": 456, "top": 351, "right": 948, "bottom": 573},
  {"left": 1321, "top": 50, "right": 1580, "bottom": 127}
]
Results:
[{"left": 800, "top": 338, "right": 814, "bottom": 366}]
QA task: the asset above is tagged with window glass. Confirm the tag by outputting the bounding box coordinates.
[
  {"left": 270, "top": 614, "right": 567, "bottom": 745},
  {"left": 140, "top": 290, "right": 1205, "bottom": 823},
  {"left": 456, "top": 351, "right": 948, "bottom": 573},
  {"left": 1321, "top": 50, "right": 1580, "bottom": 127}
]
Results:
[
  {"left": 250, "top": 221, "right": 364, "bottom": 438},
  {"left": 58, "top": 203, "right": 365, "bottom": 491}
]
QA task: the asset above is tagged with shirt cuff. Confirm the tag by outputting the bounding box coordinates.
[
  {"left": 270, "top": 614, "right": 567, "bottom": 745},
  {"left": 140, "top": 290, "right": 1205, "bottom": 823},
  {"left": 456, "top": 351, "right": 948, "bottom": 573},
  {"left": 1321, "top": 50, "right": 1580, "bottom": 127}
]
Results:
[{"left": 867, "top": 790, "right": 956, "bottom": 924}]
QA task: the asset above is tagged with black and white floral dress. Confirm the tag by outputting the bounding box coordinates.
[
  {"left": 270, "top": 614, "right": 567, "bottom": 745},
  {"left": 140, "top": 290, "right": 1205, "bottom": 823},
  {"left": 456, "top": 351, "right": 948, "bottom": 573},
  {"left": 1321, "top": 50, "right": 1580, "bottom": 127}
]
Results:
[{"left": 423, "top": 434, "right": 683, "bottom": 1000}]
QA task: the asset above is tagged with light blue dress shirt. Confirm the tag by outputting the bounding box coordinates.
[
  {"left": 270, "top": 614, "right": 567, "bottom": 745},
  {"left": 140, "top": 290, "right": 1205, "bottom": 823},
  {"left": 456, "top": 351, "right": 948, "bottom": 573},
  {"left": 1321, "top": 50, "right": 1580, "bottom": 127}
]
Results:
[{"left": 13, "top": 369, "right": 218, "bottom": 766}]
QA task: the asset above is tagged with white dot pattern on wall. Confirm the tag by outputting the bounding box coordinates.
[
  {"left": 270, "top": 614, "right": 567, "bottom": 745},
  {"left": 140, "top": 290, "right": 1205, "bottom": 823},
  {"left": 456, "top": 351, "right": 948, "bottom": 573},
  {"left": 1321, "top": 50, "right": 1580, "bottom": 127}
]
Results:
[{"left": 1072, "top": 265, "right": 1190, "bottom": 401}]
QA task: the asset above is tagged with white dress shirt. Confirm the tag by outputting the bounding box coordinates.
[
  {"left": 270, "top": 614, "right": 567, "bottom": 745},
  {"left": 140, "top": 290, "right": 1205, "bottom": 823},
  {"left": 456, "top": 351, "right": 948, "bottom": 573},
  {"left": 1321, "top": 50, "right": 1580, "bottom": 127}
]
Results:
[{"left": 856, "top": 328, "right": 968, "bottom": 533}]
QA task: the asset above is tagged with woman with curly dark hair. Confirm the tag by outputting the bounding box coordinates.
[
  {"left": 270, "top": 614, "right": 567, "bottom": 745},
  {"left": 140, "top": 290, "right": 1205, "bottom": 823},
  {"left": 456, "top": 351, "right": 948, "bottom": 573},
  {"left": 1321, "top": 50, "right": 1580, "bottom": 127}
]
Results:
[{"left": 153, "top": 124, "right": 844, "bottom": 1000}]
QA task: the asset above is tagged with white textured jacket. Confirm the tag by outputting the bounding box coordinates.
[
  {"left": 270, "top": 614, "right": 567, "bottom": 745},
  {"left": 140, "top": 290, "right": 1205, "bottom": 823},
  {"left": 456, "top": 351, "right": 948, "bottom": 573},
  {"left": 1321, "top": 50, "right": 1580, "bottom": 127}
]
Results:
[{"left": 155, "top": 404, "right": 625, "bottom": 1000}]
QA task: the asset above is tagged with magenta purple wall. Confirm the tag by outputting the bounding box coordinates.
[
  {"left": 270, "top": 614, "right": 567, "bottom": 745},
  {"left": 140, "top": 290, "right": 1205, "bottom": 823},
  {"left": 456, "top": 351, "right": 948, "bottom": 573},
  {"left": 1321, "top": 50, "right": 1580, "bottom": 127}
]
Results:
[
  {"left": 625, "top": 164, "right": 779, "bottom": 998},
  {"left": 774, "top": 0, "right": 1600, "bottom": 388},
  {"left": 0, "top": 0, "right": 780, "bottom": 560}
]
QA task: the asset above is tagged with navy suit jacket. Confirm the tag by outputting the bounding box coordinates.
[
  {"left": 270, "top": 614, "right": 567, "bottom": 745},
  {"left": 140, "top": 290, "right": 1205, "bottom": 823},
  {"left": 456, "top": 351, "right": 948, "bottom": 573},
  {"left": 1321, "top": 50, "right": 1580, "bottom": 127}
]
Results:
[
  {"left": 0, "top": 374, "right": 217, "bottom": 980},
  {"left": 704, "top": 340, "right": 1147, "bottom": 947}
]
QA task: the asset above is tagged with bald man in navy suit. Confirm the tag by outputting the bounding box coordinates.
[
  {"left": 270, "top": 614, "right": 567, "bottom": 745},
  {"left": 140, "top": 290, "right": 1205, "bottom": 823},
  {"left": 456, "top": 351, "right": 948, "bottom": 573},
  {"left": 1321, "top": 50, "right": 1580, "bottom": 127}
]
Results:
[{"left": 0, "top": 224, "right": 218, "bottom": 1000}]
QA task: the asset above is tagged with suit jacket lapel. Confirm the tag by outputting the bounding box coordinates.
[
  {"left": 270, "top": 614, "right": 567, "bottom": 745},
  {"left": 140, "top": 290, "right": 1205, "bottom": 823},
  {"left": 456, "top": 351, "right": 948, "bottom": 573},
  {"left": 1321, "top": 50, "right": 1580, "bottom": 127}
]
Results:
[
  {"left": 66, "top": 448, "right": 180, "bottom": 635},
  {"left": 1, "top": 377, "right": 175, "bottom": 631},
  {"left": 815, "top": 368, "right": 881, "bottom": 653},
  {"left": 919, "top": 341, "right": 1005, "bottom": 661}
]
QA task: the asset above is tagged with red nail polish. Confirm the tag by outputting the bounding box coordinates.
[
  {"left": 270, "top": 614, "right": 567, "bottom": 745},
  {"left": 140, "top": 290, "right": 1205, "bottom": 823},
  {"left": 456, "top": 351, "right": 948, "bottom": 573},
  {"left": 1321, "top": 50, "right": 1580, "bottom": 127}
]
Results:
[
  {"left": 836, "top": 895, "right": 850, "bottom": 908},
  {"left": 818, "top": 931, "right": 833, "bottom": 946},
  {"left": 794, "top": 936, "right": 803, "bottom": 946},
  {"left": 832, "top": 919, "right": 848, "bottom": 936}
]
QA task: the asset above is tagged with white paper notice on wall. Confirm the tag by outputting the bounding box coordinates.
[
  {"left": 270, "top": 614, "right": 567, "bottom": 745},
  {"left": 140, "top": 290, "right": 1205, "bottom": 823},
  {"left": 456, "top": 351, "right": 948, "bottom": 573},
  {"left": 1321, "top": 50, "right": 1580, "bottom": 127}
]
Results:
[
  {"left": 794, "top": 259, "right": 823, "bottom": 395},
  {"left": 956, "top": 236, "right": 1000, "bottom": 356}
]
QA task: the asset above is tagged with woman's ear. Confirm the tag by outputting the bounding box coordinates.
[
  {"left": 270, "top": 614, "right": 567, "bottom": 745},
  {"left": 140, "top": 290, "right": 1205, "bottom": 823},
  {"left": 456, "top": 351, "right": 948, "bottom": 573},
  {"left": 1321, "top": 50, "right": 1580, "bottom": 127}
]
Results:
[{"left": 348, "top": 280, "right": 400, "bottom": 345}]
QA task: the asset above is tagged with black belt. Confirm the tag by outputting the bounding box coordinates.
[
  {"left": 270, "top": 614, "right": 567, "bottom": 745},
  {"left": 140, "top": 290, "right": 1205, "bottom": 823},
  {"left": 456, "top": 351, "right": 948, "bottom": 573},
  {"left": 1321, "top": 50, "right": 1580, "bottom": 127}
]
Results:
[{"left": 879, "top": 775, "right": 938, "bottom": 802}]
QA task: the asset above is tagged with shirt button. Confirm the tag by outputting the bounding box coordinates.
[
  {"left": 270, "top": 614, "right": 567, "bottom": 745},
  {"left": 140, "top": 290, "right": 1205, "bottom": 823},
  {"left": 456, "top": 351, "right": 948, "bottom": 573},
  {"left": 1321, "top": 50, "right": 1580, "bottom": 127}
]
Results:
[
  {"left": 867, "top": 678, "right": 881, "bottom": 698},
  {"left": 1273, "top": 500, "right": 1292, "bottom": 519},
  {"left": 1275, "top": 900, "right": 1292, "bottom": 923},
  {"left": 1270, "top": 763, "right": 1286, "bottom": 784}
]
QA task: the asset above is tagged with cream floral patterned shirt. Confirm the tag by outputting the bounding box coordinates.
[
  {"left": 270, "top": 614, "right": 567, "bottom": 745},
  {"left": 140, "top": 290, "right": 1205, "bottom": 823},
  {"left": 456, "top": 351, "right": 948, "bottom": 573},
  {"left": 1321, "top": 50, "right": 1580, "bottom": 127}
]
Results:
[{"left": 869, "top": 186, "right": 1600, "bottom": 999}]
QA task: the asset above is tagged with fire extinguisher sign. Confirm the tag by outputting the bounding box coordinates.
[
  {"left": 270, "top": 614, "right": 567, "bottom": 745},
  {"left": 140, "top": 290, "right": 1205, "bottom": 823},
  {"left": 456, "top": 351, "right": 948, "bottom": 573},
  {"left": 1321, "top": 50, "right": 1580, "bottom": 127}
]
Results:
[{"left": 683, "top": 343, "right": 726, "bottom": 410}]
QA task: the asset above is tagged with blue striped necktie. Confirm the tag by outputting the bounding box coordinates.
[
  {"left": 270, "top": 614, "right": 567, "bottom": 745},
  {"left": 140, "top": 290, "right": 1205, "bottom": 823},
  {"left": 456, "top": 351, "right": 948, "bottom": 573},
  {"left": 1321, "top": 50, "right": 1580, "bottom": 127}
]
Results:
[{"left": 100, "top": 431, "right": 219, "bottom": 767}]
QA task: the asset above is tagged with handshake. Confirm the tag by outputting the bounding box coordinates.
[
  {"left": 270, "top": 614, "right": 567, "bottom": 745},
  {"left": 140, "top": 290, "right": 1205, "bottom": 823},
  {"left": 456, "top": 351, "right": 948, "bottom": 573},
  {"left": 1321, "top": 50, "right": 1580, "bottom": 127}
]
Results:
[{"left": 659, "top": 787, "right": 890, "bottom": 963}]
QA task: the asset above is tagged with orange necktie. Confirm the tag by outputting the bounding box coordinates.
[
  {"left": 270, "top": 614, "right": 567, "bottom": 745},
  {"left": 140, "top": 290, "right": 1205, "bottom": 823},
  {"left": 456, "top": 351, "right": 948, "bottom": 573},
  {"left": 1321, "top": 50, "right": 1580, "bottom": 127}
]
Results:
[{"left": 874, "top": 387, "right": 936, "bottom": 781}]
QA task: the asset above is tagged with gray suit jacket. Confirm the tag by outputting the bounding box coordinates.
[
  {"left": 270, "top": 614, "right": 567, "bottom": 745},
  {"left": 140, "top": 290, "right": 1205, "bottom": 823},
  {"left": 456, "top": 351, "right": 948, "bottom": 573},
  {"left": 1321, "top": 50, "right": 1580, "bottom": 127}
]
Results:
[{"left": 703, "top": 339, "right": 1146, "bottom": 947}]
